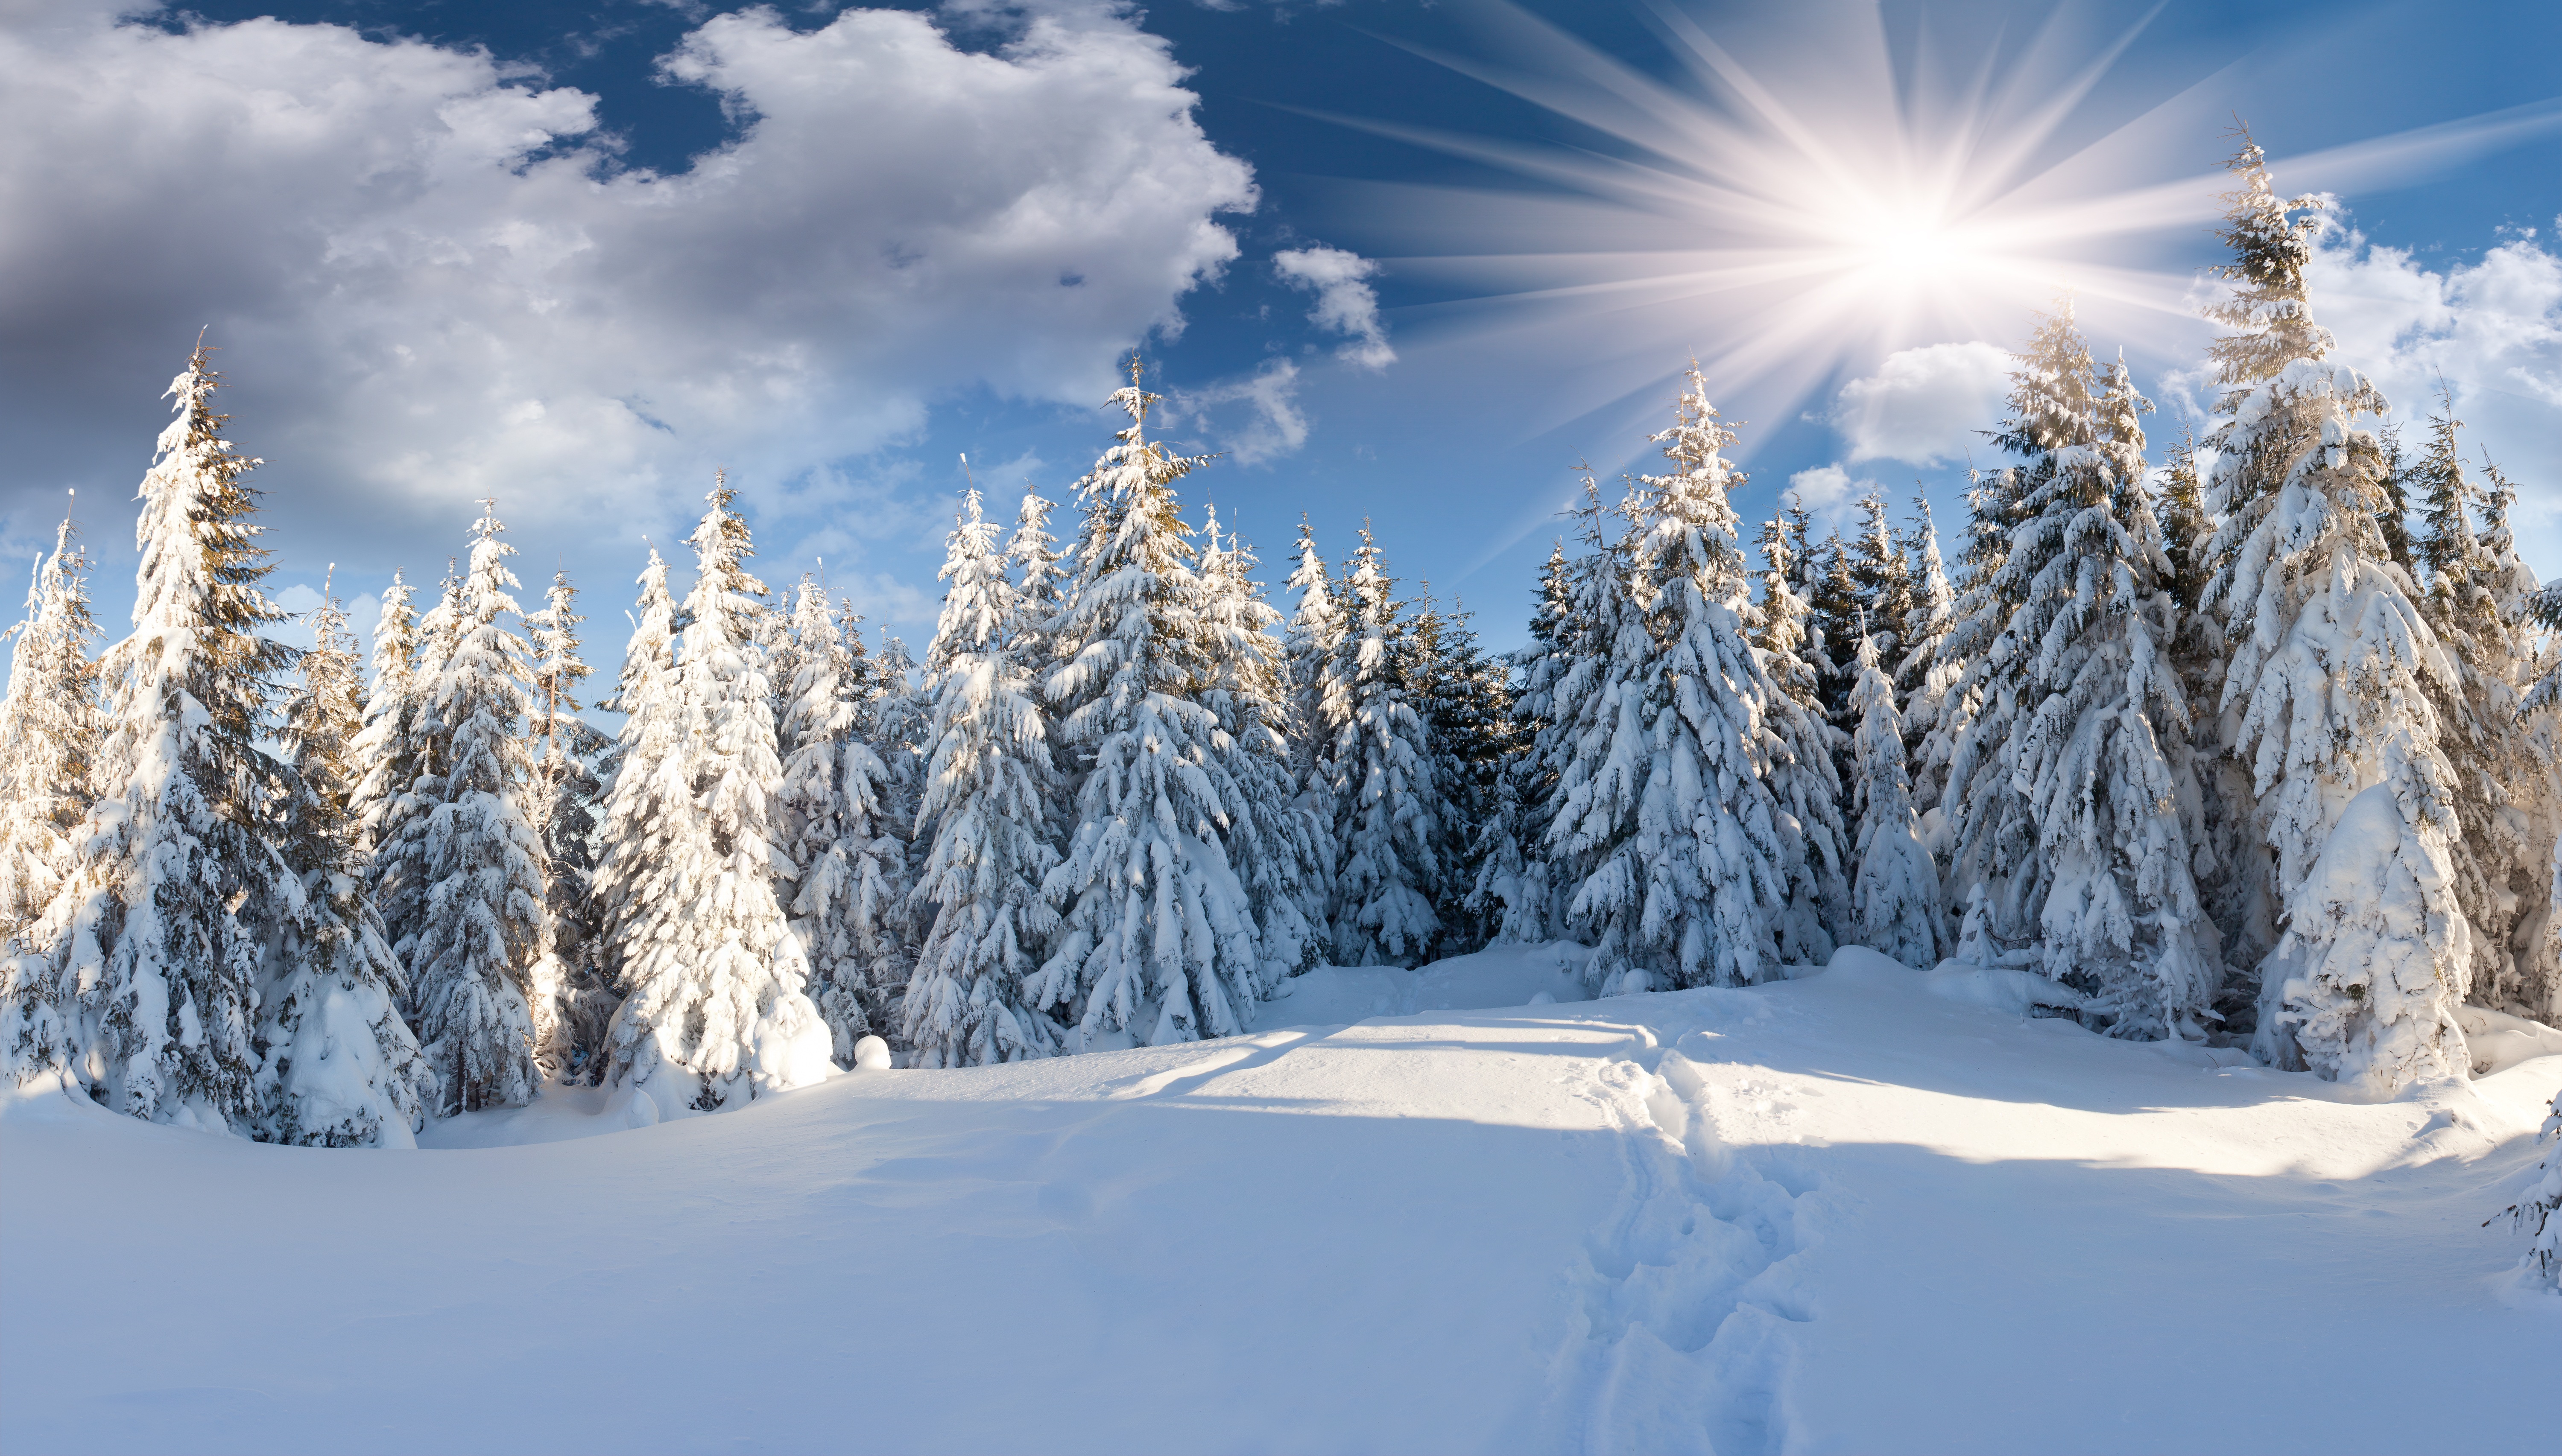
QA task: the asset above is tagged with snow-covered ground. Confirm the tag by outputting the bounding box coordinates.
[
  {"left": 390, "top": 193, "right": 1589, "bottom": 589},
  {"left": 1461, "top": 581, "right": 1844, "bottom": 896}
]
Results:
[{"left": 4, "top": 945, "right": 2555, "bottom": 1456}]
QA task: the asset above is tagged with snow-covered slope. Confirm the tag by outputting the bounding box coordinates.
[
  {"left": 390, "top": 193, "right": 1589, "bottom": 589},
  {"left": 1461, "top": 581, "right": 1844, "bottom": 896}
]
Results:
[{"left": 3, "top": 945, "right": 2554, "bottom": 1456}]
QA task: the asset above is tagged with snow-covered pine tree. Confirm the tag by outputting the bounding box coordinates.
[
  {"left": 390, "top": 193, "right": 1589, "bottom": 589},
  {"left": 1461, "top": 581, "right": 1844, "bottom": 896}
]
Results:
[
  {"left": 2201, "top": 135, "right": 2470, "bottom": 1092},
  {"left": 903, "top": 492, "right": 1063, "bottom": 1065},
  {"left": 603, "top": 483, "right": 832, "bottom": 1112},
  {"left": 371, "top": 563, "right": 465, "bottom": 1010},
  {"left": 524, "top": 570, "right": 614, "bottom": 1081},
  {"left": 2475, "top": 462, "right": 2560, "bottom": 1019},
  {"left": 1847, "top": 631, "right": 1939, "bottom": 969},
  {"left": 1807, "top": 533, "right": 1863, "bottom": 735},
  {"left": 1749, "top": 508, "right": 1849, "bottom": 963},
  {"left": 1407, "top": 594, "right": 1514, "bottom": 954},
  {"left": 779, "top": 579, "right": 910, "bottom": 1061},
  {"left": 2492, "top": 1087, "right": 2562, "bottom": 1292},
  {"left": 1550, "top": 375, "right": 1803, "bottom": 991},
  {"left": 593, "top": 547, "right": 681, "bottom": 1003},
  {"left": 350, "top": 571, "right": 426, "bottom": 936},
  {"left": 1943, "top": 304, "right": 2102, "bottom": 960},
  {"left": 1200, "top": 508, "right": 1325, "bottom": 980},
  {"left": 406, "top": 504, "right": 546, "bottom": 1115},
  {"left": 1469, "top": 540, "right": 1574, "bottom": 945},
  {"left": 1972, "top": 352, "right": 2216, "bottom": 1036},
  {"left": 1029, "top": 364, "right": 1266, "bottom": 1045},
  {"left": 1848, "top": 487, "right": 1914, "bottom": 668},
  {"left": 0, "top": 504, "right": 99, "bottom": 944},
  {"left": 1010, "top": 488, "right": 1068, "bottom": 630},
  {"left": 2409, "top": 406, "right": 2542, "bottom": 1016},
  {"left": 1894, "top": 497, "right": 1960, "bottom": 819},
  {"left": 263, "top": 572, "right": 430, "bottom": 1145},
  {"left": 7, "top": 345, "right": 298, "bottom": 1129},
  {"left": 1324, "top": 525, "right": 1445, "bottom": 967},
  {"left": 1284, "top": 520, "right": 1349, "bottom": 790}
]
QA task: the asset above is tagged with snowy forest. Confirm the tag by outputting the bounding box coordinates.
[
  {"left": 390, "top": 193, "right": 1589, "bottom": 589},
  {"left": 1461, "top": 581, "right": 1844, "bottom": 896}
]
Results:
[{"left": 2, "top": 135, "right": 2558, "bottom": 1287}]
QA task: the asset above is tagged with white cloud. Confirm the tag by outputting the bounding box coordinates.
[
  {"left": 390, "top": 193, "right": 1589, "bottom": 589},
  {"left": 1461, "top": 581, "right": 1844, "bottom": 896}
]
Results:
[
  {"left": 1828, "top": 341, "right": 2011, "bottom": 466},
  {"left": 1273, "top": 246, "right": 1395, "bottom": 371},
  {"left": 1786, "top": 462, "right": 1873, "bottom": 532},
  {"left": 1165, "top": 358, "right": 1307, "bottom": 466},
  {"left": 0, "top": 3, "right": 1257, "bottom": 557}
]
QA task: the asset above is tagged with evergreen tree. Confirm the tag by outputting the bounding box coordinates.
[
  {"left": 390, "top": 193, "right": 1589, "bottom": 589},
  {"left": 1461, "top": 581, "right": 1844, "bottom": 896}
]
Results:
[
  {"left": 1029, "top": 364, "right": 1266, "bottom": 1044},
  {"left": 2494, "top": 1088, "right": 2562, "bottom": 1292},
  {"left": 1324, "top": 526, "right": 1445, "bottom": 966},
  {"left": 1471, "top": 540, "right": 1576, "bottom": 944},
  {"left": 1847, "top": 633, "right": 1939, "bottom": 969},
  {"left": 775, "top": 580, "right": 866, "bottom": 1060},
  {"left": 0, "top": 505, "right": 100, "bottom": 944},
  {"left": 350, "top": 571, "right": 427, "bottom": 952},
  {"left": 2201, "top": 135, "right": 2469, "bottom": 1092},
  {"left": 1201, "top": 508, "right": 1325, "bottom": 979},
  {"left": 1969, "top": 351, "right": 2216, "bottom": 1037},
  {"left": 1749, "top": 509, "right": 1850, "bottom": 961},
  {"left": 263, "top": 572, "right": 430, "bottom": 1144},
  {"left": 2409, "top": 410, "right": 2544, "bottom": 1017},
  {"left": 1895, "top": 497, "right": 1960, "bottom": 821},
  {"left": 8, "top": 345, "right": 298, "bottom": 1130},
  {"left": 407, "top": 504, "right": 547, "bottom": 1115},
  {"left": 1944, "top": 304, "right": 2103, "bottom": 959},
  {"left": 1550, "top": 376, "right": 1804, "bottom": 991},
  {"left": 1284, "top": 519, "right": 1348, "bottom": 791},
  {"left": 525, "top": 571, "right": 613, "bottom": 1081},
  {"left": 1407, "top": 594, "right": 1513, "bottom": 954},
  {"left": 1848, "top": 487, "right": 1914, "bottom": 665},
  {"left": 602, "top": 482, "right": 832, "bottom": 1113},
  {"left": 2475, "top": 462, "right": 2561, "bottom": 1019},
  {"left": 593, "top": 547, "right": 681, "bottom": 1007},
  {"left": 904, "top": 492, "right": 1063, "bottom": 1065}
]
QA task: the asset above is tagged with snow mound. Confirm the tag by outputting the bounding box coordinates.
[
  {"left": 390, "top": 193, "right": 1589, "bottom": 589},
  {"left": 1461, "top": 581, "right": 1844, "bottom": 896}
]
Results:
[
  {"left": 1924, "top": 958, "right": 2088, "bottom": 1015},
  {"left": 1257, "top": 940, "right": 1595, "bottom": 1026},
  {"left": 2454, "top": 1003, "right": 2562, "bottom": 1077}
]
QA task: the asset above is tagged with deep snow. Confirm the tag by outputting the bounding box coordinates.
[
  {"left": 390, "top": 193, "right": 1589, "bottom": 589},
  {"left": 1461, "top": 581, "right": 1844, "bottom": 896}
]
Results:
[{"left": 3, "top": 944, "right": 2554, "bottom": 1456}]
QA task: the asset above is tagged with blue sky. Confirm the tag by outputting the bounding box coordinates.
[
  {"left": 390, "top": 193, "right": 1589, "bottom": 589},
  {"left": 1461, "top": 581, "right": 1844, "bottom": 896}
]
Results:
[{"left": 3, "top": 0, "right": 2557, "bottom": 657}]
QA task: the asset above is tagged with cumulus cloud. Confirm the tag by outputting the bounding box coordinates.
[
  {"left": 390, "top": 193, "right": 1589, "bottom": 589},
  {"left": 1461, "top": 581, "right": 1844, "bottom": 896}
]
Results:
[
  {"left": 1827, "top": 341, "right": 2011, "bottom": 466},
  {"left": 0, "top": 3, "right": 1257, "bottom": 564},
  {"left": 1273, "top": 246, "right": 1395, "bottom": 370},
  {"left": 1785, "top": 463, "right": 1873, "bottom": 531},
  {"left": 2304, "top": 228, "right": 2562, "bottom": 554}
]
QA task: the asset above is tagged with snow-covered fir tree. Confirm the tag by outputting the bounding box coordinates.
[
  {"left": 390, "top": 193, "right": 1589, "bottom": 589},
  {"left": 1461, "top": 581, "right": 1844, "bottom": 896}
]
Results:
[
  {"left": 1200, "top": 507, "right": 1325, "bottom": 980},
  {"left": 1848, "top": 487, "right": 1913, "bottom": 666},
  {"left": 1944, "top": 304, "right": 2103, "bottom": 959},
  {"left": 2473, "top": 463, "right": 2560, "bottom": 1018},
  {"left": 264, "top": 572, "right": 430, "bottom": 1144},
  {"left": 2409, "top": 406, "right": 2543, "bottom": 1016},
  {"left": 1548, "top": 376, "right": 1801, "bottom": 991},
  {"left": 524, "top": 571, "right": 614, "bottom": 1081},
  {"left": 1894, "top": 497, "right": 1961, "bottom": 822},
  {"left": 2495, "top": 1088, "right": 2562, "bottom": 1292},
  {"left": 1029, "top": 363, "right": 1266, "bottom": 1045},
  {"left": 2201, "top": 136, "right": 2470, "bottom": 1092},
  {"left": 350, "top": 571, "right": 429, "bottom": 958},
  {"left": 602, "top": 483, "right": 832, "bottom": 1112},
  {"left": 6, "top": 345, "right": 301, "bottom": 1131},
  {"left": 1407, "top": 595, "right": 1515, "bottom": 953},
  {"left": 904, "top": 492, "right": 1062, "bottom": 1065},
  {"left": 1470, "top": 540, "right": 1576, "bottom": 944},
  {"left": 0, "top": 505, "right": 99, "bottom": 944},
  {"left": 1846, "top": 632, "right": 1939, "bottom": 970},
  {"left": 1747, "top": 508, "right": 1849, "bottom": 962},
  {"left": 1968, "top": 350, "right": 2216, "bottom": 1037},
  {"left": 1324, "top": 525, "right": 1445, "bottom": 966},
  {"left": 593, "top": 547, "right": 681, "bottom": 1009},
  {"left": 774, "top": 578, "right": 892, "bottom": 1062},
  {"left": 407, "top": 504, "right": 547, "bottom": 1115},
  {"left": 1284, "top": 519, "right": 1349, "bottom": 791}
]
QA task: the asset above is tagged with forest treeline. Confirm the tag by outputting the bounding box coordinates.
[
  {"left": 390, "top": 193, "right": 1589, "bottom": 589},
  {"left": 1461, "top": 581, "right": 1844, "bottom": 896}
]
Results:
[{"left": 2, "top": 139, "right": 2558, "bottom": 1177}]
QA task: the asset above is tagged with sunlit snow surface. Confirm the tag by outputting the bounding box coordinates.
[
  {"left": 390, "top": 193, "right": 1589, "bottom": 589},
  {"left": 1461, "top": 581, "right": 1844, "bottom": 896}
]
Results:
[{"left": 3, "top": 943, "right": 2555, "bottom": 1455}]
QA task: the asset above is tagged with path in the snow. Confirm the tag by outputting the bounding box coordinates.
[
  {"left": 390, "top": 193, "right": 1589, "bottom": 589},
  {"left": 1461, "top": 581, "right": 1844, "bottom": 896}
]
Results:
[{"left": 2, "top": 946, "right": 2554, "bottom": 1456}]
